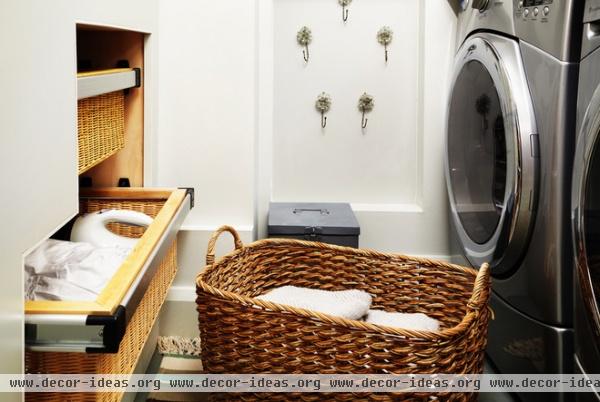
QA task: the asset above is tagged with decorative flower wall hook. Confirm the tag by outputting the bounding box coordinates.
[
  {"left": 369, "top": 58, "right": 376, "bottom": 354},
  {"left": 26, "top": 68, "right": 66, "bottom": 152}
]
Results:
[
  {"left": 315, "top": 92, "right": 332, "bottom": 128},
  {"left": 297, "top": 26, "right": 312, "bottom": 63},
  {"left": 377, "top": 26, "right": 393, "bottom": 62},
  {"left": 339, "top": 0, "right": 352, "bottom": 22},
  {"left": 358, "top": 92, "right": 374, "bottom": 129}
]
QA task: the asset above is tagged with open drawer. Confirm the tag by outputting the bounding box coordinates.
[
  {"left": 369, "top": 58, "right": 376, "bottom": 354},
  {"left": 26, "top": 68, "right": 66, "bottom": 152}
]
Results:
[{"left": 24, "top": 187, "right": 193, "bottom": 353}]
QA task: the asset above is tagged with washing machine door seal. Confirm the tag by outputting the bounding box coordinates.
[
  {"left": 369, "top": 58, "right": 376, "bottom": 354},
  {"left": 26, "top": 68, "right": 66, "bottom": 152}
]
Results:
[
  {"left": 573, "top": 84, "right": 600, "bottom": 346},
  {"left": 445, "top": 33, "right": 538, "bottom": 275}
]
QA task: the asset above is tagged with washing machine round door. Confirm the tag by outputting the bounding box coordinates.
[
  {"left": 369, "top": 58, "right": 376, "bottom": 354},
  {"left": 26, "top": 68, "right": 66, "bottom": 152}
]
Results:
[
  {"left": 573, "top": 85, "right": 600, "bottom": 344},
  {"left": 446, "top": 34, "right": 538, "bottom": 274}
]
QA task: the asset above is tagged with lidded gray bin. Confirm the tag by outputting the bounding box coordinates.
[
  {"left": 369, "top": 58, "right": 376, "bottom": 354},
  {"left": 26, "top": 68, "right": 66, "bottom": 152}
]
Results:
[{"left": 268, "top": 202, "right": 360, "bottom": 247}]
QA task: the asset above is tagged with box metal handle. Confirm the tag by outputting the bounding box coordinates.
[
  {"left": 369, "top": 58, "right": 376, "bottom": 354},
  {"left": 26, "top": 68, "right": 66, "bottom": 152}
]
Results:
[{"left": 293, "top": 208, "right": 330, "bottom": 215}]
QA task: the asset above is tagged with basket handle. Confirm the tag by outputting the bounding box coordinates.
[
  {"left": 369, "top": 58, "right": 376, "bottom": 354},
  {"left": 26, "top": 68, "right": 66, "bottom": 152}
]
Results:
[
  {"left": 206, "top": 225, "right": 244, "bottom": 265},
  {"left": 467, "top": 263, "right": 491, "bottom": 311}
]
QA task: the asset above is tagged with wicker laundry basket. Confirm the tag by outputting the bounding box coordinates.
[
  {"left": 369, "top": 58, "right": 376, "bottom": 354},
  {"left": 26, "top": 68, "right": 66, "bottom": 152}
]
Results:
[
  {"left": 78, "top": 91, "right": 126, "bottom": 174},
  {"left": 25, "top": 197, "right": 178, "bottom": 402},
  {"left": 196, "top": 226, "right": 492, "bottom": 402}
]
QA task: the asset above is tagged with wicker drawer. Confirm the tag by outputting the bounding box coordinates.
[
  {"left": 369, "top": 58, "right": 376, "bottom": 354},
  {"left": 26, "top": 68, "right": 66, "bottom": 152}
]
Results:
[
  {"left": 24, "top": 187, "right": 193, "bottom": 354},
  {"left": 77, "top": 68, "right": 141, "bottom": 175}
]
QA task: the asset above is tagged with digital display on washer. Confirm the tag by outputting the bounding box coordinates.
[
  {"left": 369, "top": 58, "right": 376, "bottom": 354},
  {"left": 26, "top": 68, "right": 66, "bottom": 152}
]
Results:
[{"left": 524, "top": 0, "right": 545, "bottom": 5}]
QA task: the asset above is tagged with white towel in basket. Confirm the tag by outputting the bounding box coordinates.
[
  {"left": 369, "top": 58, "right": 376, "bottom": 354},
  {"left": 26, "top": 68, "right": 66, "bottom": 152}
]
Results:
[
  {"left": 256, "top": 286, "right": 372, "bottom": 320},
  {"left": 365, "top": 309, "right": 440, "bottom": 332}
]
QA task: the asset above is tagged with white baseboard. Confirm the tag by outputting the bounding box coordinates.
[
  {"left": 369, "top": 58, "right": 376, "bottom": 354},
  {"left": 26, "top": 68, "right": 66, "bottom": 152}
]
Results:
[{"left": 168, "top": 285, "right": 197, "bottom": 302}]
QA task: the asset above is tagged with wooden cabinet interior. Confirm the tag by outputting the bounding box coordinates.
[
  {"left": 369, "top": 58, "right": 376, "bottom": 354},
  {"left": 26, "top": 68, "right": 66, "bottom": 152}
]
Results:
[{"left": 76, "top": 25, "right": 145, "bottom": 188}]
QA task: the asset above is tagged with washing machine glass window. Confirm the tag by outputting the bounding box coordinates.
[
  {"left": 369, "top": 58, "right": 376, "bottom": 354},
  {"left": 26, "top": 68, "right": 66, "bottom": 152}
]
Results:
[
  {"left": 574, "top": 103, "right": 600, "bottom": 339},
  {"left": 584, "top": 142, "right": 600, "bottom": 317},
  {"left": 448, "top": 60, "right": 507, "bottom": 245},
  {"left": 446, "top": 35, "right": 538, "bottom": 273}
]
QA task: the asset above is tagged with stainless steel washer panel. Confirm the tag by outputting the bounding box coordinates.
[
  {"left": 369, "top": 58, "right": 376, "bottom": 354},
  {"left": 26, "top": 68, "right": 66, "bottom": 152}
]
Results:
[
  {"left": 487, "top": 291, "right": 573, "bottom": 377},
  {"left": 492, "top": 40, "right": 577, "bottom": 326},
  {"left": 457, "top": 0, "right": 515, "bottom": 48},
  {"left": 584, "top": 0, "right": 600, "bottom": 23},
  {"left": 456, "top": 1, "right": 582, "bottom": 62},
  {"left": 514, "top": 0, "right": 583, "bottom": 62}
]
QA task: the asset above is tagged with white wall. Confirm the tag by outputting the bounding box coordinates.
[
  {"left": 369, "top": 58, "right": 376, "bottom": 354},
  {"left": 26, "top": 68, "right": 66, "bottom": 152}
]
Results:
[
  {"left": 0, "top": 0, "right": 159, "bottom": 391},
  {"left": 272, "top": 0, "right": 421, "bottom": 205},
  {"left": 354, "top": 0, "right": 457, "bottom": 255},
  {"left": 156, "top": 0, "right": 256, "bottom": 229},
  {"left": 156, "top": 0, "right": 258, "bottom": 303}
]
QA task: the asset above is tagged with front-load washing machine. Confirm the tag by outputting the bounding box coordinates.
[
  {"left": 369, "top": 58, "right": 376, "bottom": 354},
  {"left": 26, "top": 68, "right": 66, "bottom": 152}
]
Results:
[
  {"left": 446, "top": 1, "right": 583, "bottom": 401},
  {"left": 572, "top": 1, "right": 600, "bottom": 400}
]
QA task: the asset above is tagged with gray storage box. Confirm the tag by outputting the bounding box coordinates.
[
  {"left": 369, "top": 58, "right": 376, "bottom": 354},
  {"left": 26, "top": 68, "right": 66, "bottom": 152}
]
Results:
[{"left": 268, "top": 202, "right": 360, "bottom": 247}]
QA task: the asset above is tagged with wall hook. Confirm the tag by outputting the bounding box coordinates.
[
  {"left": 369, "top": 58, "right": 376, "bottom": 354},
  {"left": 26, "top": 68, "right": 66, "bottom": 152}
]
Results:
[
  {"left": 358, "top": 92, "right": 374, "bottom": 130},
  {"left": 297, "top": 26, "right": 312, "bottom": 63},
  {"left": 339, "top": 0, "right": 352, "bottom": 22},
  {"left": 315, "top": 92, "right": 332, "bottom": 129},
  {"left": 377, "top": 26, "right": 393, "bottom": 63}
]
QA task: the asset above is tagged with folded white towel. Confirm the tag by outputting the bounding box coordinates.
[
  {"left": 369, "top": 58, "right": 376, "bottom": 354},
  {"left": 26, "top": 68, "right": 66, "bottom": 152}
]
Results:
[
  {"left": 256, "top": 285, "right": 372, "bottom": 320},
  {"left": 366, "top": 309, "right": 440, "bottom": 332},
  {"left": 25, "top": 239, "right": 131, "bottom": 301}
]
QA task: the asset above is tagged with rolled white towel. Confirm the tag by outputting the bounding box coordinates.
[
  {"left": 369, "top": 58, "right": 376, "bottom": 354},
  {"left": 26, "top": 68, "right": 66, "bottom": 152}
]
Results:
[
  {"left": 366, "top": 309, "right": 440, "bottom": 332},
  {"left": 256, "top": 286, "right": 372, "bottom": 320}
]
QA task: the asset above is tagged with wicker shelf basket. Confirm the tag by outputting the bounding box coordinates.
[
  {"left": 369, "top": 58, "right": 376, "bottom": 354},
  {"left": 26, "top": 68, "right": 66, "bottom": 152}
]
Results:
[
  {"left": 77, "top": 90, "right": 125, "bottom": 174},
  {"left": 196, "top": 226, "right": 492, "bottom": 402},
  {"left": 25, "top": 196, "right": 179, "bottom": 402}
]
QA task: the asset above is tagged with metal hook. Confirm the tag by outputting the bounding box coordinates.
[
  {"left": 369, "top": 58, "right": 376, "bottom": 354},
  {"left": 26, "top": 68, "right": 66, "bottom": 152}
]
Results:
[
  {"left": 361, "top": 112, "right": 368, "bottom": 129},
  {"left": 321, "top": 111, "right": 327, "bottom": 128},
  {"left": 385, "top": 44, "right": 388, "bottom": 63},
  {"left": 303, "top": 45, "right": 309, "bottom": 63},
  {"left": 342, "top": 5, "right": 349, "bottom": 22}
]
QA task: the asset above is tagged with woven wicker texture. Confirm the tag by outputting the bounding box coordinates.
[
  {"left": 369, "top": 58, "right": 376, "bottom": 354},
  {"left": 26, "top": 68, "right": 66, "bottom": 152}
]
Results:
[
  {"left": 196, "top": 226, "right": 491, "bottom": 402},
  {"left": 78, "top": 91, "right": 126, "bottom": 174},
  {"left": 25, "top": 198, "right": 177, "bottom": 402}
]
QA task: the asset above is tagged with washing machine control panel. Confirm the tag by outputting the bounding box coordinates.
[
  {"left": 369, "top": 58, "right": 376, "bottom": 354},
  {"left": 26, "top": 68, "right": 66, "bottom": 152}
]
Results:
[
  {"left": 517, "top": 0, "right": 553, "bottom": 16},
  {"left": 516, "top": 0, "right": 552, "bottom": 20},
  {"left": 519, "top": 0, "right": 552, "bottom": 16},
  {"left": 514, "top": 0, "right": 580, "bottom": 61}
]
